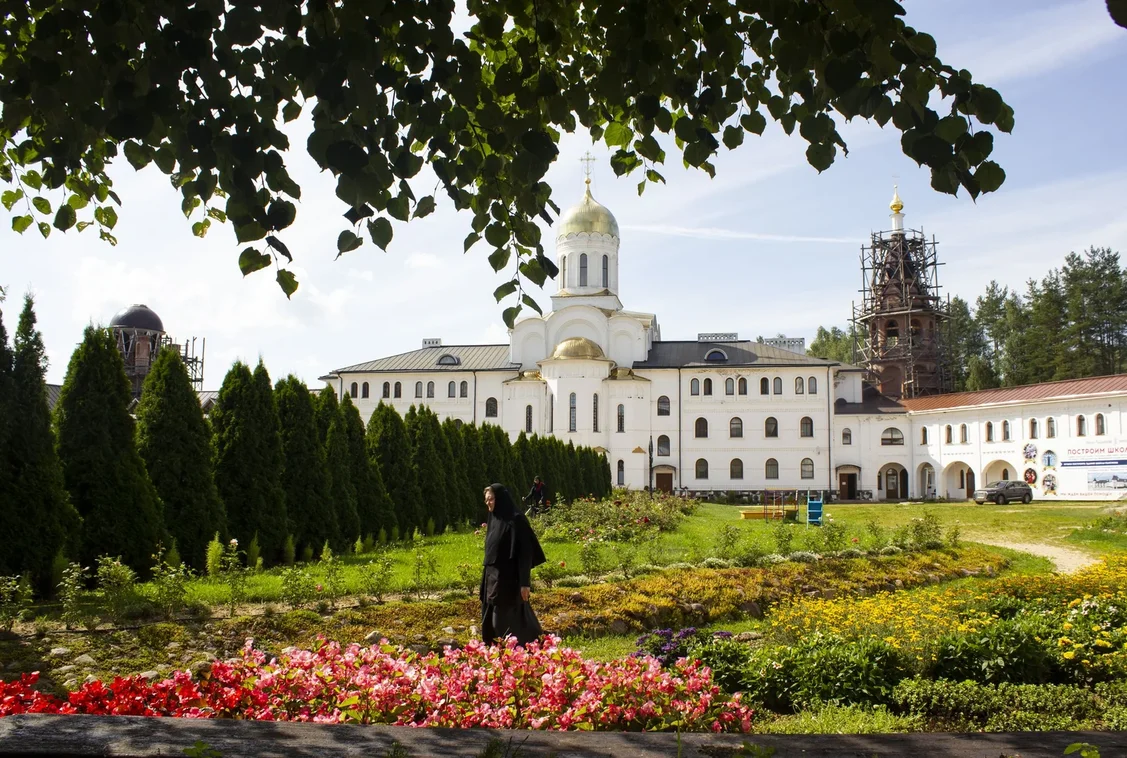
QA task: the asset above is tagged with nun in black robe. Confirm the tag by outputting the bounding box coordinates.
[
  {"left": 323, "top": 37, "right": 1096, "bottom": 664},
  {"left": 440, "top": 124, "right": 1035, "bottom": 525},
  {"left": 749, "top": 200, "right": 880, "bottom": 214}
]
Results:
[{"left": 480, "top": 483, "right": 547, "bottom": 645}]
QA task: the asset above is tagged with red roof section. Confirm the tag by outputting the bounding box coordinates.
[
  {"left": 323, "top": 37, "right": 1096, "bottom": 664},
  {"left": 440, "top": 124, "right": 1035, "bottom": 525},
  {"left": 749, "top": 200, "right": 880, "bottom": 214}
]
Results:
[{"left": 900, "top": 374, "right": 1127, "bottom": 412}]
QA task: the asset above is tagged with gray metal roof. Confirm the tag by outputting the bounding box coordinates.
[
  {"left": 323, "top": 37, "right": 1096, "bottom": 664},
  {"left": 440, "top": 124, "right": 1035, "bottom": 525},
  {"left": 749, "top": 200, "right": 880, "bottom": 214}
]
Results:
[
  {"left": 333, "top": 344, "right": 519, "bottom": 374},
  {"left": 632, "top": 340, "right": 838, "bottom": 369},
  {"left": 834, "top": 386, "right": 907, "bottom": 415},
  {"left": 44, "top": 384, "right": 220, "bottom": 412}
]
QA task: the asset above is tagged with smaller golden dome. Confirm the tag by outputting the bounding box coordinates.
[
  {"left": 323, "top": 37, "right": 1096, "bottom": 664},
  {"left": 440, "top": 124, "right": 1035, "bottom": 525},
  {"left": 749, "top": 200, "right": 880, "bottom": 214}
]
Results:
[
  {"left": 890, "top": 185, "right": 904, "bottom": 214},
  {"left": 550, "top": 337, "right": 606, "bottom": 360},
  {"left": 556, "top": 183, "right": 619, "bottom": 238}
]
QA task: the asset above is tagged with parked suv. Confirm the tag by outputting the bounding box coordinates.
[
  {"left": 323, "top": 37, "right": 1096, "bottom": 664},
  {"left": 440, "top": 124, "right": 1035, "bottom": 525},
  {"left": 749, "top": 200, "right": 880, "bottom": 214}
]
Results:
[{"left": 973, "top": 480, "right": 1033, "bottom": 505}]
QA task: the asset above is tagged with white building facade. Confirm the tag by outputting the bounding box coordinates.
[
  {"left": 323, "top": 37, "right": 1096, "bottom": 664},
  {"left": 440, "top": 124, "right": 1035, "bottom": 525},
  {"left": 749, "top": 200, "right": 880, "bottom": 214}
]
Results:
[{"left": 325, "top": 183, "right": 1127, "bottom": 503}]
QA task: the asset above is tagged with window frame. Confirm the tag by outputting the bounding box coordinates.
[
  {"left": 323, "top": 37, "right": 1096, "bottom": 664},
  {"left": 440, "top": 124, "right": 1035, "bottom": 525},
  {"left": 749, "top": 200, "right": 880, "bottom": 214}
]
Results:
[
  {"left": 800, "top": 416, "right": 814, "bottom": 438},
  {"left": 760, "top": 377, "right": 769, "bottom": 395},
  {"left": 725, "top": 377, "right": 735, "bottom": 395},
  {"left": 657, "top": 435, "right": 671, "bottom": 456},
  {"left": 593, "top": 393, "right": 599, "bottom": 433},
  {"left": 426, "top": 381, "right": 434, "bottom": 399},
  {"left": 394, "top": 381, "right": 402, "bottom": 399},
  {"left": 448, "top": 381, "right": 456, "bottom": 398},
  {"left": 765, "top": 458, "right": 779, "bottom": 480},
  {"left": 881, "top": 427, "right": 905, "bottom": 446},
  {"left": 730, "top": 458, "right": 744, "bottom": 480},
  {"left": 695, "top": 417, "right": 708, "bottom": 438},
  {"left": 945, "top": 425, "right": 952, "bottom": 444},
  {"left": 657, "top": 396, "right": 671, "bottom": 416},
  {"left": 382, "top": 382, "right": 391, "bottom": 399},
  {"left": 765, "top": 416, "right": 779, "bottom": 438},
  {"left": 795, "top": 377, "right": 804, "bottom": 394},
  {"left": 579, "top": 253, "right": 588, "bottom": 286},
  {"left": 415, "top": 381, "right": 423, "bottom": 399},
  {"left": 730, "top": 417, "right": 743, "bottom": 438},
  {"left": 525, "top": 404, "right": 533, "bottom": 433},
  {"left": 1077, "top": 415, "right": 1087, "bottom": 437},
  {"left": 485, "top": 397, "right": 499, "bottom": 418},
  {"left": 695, "top": 458, "right": 709, "bottom": 480},
  {"left": 617, "top": 459, "right": 625, "bottom": 486},
  {"left": 703, "top": 378, "right": 713, "bottom": 396},
  {"left": 738, "top": 377, "right": 748, "bottom": 395},
  {"left": 1097, "top": 413, "right": 1106, "bottom": 436},
  {"left": 617, "top": 404, "right": 625, "bottom": 433},
  {"left": 691, "top": 378, "right": 700, "bottom": 396},
  {"left": 985, "top": 421, "right": 994, "bottom": 442},
  {"left": 568, "top": 393, "right": 577, "bottom": 432},
  {"left": 773, "top": 377, "right": 783, "bottom": 395},
  {"left": 808, "top": 376, "right": 817, "bottom": 394},
  {"left": 602, "top": 254, "right": 609, "bottom": 288},
  {"left": 350, "top": 382, "right": 358, "bottom": 399},
  {"left": 460, "top": 380, "right": 468, "bottom": 398},
  {"left": 842, "top": 428, "right": 852, "bottom": 445},
  {"left": 801, "top": 458, "right": 815, "bottom": 479}
]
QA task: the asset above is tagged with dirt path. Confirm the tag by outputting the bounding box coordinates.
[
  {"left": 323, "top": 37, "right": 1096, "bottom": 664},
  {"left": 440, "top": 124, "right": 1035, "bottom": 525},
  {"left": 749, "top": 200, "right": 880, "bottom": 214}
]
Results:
[{"left": 976, "top": 539, "right": 1097, "bottom": 573}]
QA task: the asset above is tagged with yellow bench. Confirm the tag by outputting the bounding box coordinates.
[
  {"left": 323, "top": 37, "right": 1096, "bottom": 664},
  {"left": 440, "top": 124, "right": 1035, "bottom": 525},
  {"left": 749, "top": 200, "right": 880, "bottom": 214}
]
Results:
[{"left": 739, "top": 505, "right": 798, "bottom": 520}]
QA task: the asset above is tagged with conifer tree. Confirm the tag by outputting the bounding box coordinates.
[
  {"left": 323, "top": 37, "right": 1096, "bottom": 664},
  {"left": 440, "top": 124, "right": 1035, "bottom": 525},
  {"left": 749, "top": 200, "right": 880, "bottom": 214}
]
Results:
[
  {"left": 313, "top": 385, "right": 337, "bottom": 445},
  {"left": 341, "top": 394, "right": 395, "bottom": 540},
  {"left": 275, "top": 376, "right": 337, "bottom": 556},
  {"left": 0, "top": 295, "right": 16, "bottom": 576},
  {"left": 461, "top": 423, "right": 487, "bottom": 524},
  {"left": 135, "top": 345, "right": 225, "bottom": 571},
  {"left": 564, "top": 441, "right": 581, "bottom": 502},
  {"left": 479, "top": 423, "right": 502, "bottom": 487},
  {"left": 441, "top": 418, "right": 473, "bottom": 525},
  {"left": 55, "top": 326, "right": 166, "bottom": 573},
  {"left": 212, "top": 360, "right": 288, "bottom": 563},
  {"left": 367, "top": 402, "right": 422, "bottom": 537},
  {"left": 405, "top": 406, "right": 448, "bottom": 534},
  {"left": 512, "top": 432, "right": 532, "bottom": 501},
  {"left": 325, "top": 411, "right": 360, "bottom": 548}
]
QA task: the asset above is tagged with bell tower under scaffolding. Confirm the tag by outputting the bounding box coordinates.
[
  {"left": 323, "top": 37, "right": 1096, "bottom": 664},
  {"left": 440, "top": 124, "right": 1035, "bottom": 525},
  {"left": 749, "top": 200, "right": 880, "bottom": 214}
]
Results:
[{"left": 851, "top": 188, "right": 951, "bottom": 400}]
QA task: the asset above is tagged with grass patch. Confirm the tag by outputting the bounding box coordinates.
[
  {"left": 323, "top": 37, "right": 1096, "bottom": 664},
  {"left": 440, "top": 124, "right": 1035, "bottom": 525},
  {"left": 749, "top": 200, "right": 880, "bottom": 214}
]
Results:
[{"left": 752, "top": 703, "right": 922, "bottom": 734}]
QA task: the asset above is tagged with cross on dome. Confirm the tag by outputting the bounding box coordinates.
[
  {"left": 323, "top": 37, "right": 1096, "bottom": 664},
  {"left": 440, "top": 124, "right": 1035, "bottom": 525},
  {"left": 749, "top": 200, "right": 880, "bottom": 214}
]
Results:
[{"left": 580, "top": 151, "right": 596, "bottom": 185}]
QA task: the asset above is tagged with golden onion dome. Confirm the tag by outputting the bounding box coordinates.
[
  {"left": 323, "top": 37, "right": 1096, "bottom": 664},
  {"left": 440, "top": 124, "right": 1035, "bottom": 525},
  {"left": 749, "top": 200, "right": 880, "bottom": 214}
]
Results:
[
  {"left": 556, "top": 181, "right": 619, "bottom": 238},
  {"left": 890, "top": 185, "right": 904, "bottom": 214},
  {"left": 550, "top": 337, "right": 606, "bottom": 360}
]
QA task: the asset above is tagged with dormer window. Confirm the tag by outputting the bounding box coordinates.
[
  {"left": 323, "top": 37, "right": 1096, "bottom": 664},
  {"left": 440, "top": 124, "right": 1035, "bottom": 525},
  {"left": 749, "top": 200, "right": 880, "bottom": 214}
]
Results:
[
  {"left": 704, "top": 349, "right": 728, "bottom": 362},
  {"left": 437, "top": 354, "right": 460, "bottom": 366}
]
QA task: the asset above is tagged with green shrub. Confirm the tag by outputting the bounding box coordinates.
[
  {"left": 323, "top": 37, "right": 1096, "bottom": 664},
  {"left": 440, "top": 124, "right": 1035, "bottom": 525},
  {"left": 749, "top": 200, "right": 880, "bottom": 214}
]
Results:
[
  {"left": 390, "top": 525, "right": 400, "bottom": 543},
  {"left": 300, "top": 545, "right": 314, "bottom": 563},
  {"left": 149, "top": 547, "right": 190, "bottom": 620},
  {"left": 910, "top": 512, "right": 944, "bottom": 550},
  {"left": 865, "top": 520, "right": 888, "bottom": 551},
  {"left": 95, "top": 555, "right": 138, "bottom": 625},
  {"left": 532, "top": 560, "right": 565, "bottom": 589},
  {"left": 424, "top": 517, "right": 436, "bottom": 537},
  {"left": 0, "top": 575, "right": 32, "bottom": 632},
  {"left": 744, "top": 634, "right": 912, "bottom": 712},
  {"left": 353, "top": 536, "right": 365, "bottom": 555},
  {"left": 714, "top": 525, "right": 742, "bottom": 559},
  {"left": 612, "top": 541, "right": 639, "bottom": 578},
  {"left": 283, "top": 534, "right": 296, "bottom": 566},
  {"left": 220, "top": 539, "right": 248, "bottom": 618},
  {"left": 410, "top": 536, "right": 438, "bottom": 600},
  {"left": 945, "top": 525, "right": 962, "bottom": 549},
  {"left": 320, "top": 543, "right": 344, "bottom": 606},
  {"left": 533, "top": 490, "right": 696, "bottom": 542},
  {"left": 757, "top": 703, "right": 922, "bottom": 735},
  {"left": 772, "top": 522, "right": 794, "bottom": 556},
  {"left": 579, "top": 538, "right": 606, "bottom": 577},
  {"left": 821, "top": 519, "right": 848, "bottom": 553},
  {"left": 246, "top": 534, "right": 261, "bottom": 572},
  {"left": 205, "top": 533, "right": 223, "bottom": 578},
  {"left": 928, "top": 615, "right": 1059, "bottom": 685},
  {"left": 359, "top": 548, "right": 395, "bottom": 603},
  {"left": 376, "top": 527, "right": 388, "bottom": 546},
  {"left": 58, "top": 561, "right": 90, "bottom": 630},
  {"left": 280, "top": 566, "right": 316, "bottom": 609},
  {"left": 892, "top": 678, "right": 1104, "bottom": 732}
]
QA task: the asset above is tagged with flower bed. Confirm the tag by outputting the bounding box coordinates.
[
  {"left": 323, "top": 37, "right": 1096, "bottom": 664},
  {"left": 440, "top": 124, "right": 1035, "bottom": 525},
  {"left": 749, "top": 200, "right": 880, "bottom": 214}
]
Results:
[
  {"left": 0, "top": 636, "right": 753, "bottom": 732},
  {"left": 533, "top": 490, "right": 697, "bottom": 542}
]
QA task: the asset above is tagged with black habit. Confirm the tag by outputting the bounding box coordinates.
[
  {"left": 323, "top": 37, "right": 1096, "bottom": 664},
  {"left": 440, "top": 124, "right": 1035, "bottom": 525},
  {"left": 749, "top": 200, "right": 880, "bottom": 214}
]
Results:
[{"left": 480, "top": 483, "right": 547, "bottom": 645}]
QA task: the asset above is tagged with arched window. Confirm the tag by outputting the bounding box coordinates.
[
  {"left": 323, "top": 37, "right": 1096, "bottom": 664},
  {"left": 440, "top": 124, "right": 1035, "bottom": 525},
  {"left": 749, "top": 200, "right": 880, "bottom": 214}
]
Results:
[
  {"left": 705, "top": 349, "right": 727, "bottom": 362},
  {"left": 561, "top": 257, "right": 567, "bottom": 287},
  {"left": 486, "top": 397, "right": 498, "bottom": 418},
  {"left": 1097, "top": 414, "right": 1106, "bottom": 436},
  {"left": 454, "top": 419, "right": 463, "bottom": 428},
  {"left": 1029, "top": 419, "right": 1038, "bottom": 439},
  {"left": 695, "top": 459, "right": 709, "bottom": 479},
  {"left": 725, "top": 377, "right": 735, "bottom": 395},
  {"left": 1002, "top": 420, "right": 1011, "bottom": 441},
  {"left": 592, "top": 394, "right": 599, "bottom": 433},
  {"left": 415, "top": 381, "right": 423, "bottom": 398},
  {"left": 730, "top": 417, "right": 743, "bottom": 438},
  {"left": 765, "top": 458, "right": 779, "bottom": 480},
  {"left": 1047, "top": 418, "right": 1056, "bottom": 438},
  {"left": 738, "top": 377, "right": 748, "bottom": 395},
  {"left": 773, "top": 377, "right": 783, "bottom": 395},
  {"left": 765, "top": 417, "right": 778, "bottom": 438},
  {"left": 985, "top": 421, "right": 994, "bottom": 442},
  {"left": 437, "top": 354, "right": 461, "bottom": 366},
  {"left": 691, "top": 378, "right": 700, "bottom": 396},
  {"left": 1002, "top": 468, "right": 1010, "bottom": 481},
  {"left": 695, "top": 417, "right": 708, "bottom": 438},
  {"left": 800, "top": 416, "right": 813, "bottom": 438},
  {"left": 921, "top": 427, "right": 929, "bottom": 445},
  {"left": 730, "top": 459, "right": 744, "bottom": 480},
  {"left": 842, "top": 428, "right": 852, "bottom": 445},
  {"left": 394, "top": 381, "right": 402, "bottom": 398},
  {"left": 945, "top": 425, "right": 952, "bottom": 444},
  {"left": 881, "top": 427, "right": 905, "bottom": 446},
  {"left": 801, "top": 458, "right": 815, "bottom": 479},
  {"left": 703, "top": 378, "right": 713, "bottom": 395},
  {"left": 602, "top": 255, "right": 609, "bottom": 287},
  {"left": 808, "top": 377, "right": 817, "bottom": 394},
  {"left": 426, "top": 381, "right": 434, "bottom": 399},
  {"left": 910, "top": 319, "right": 922, "bottom": 338},
  {"left": 795, "top": 377, "right": 804, "bottom": 394},
  {"left": 361, "top": 382, "right": 370, "bottom": 399},
  {"left": 960, "top": 424, "right": 968, "bottom": 443},
  {"left": 448, "top": 381, "right": 456, "bottom": 398},
  {"left": 886, "top": 320, "right": 899, "bottom": 343},
  {"left": 525, "top": 404, "right": 533, "bottom": 433},
  {"left": 349, "top": 382, "right": 358, "bottom": 398},
  {"left": 959, "top": 470, "right": 965, "bottom": 489},
  {"left": 1077, "top": 415, "right": 1087, "bottom": 437},
  {"left": 382, "top": 382, "right": 391, "bottom": 399},
  {"left": 760, "top": 378, "right": 769, "bottom": 395},
  {"left": 657, "top": 435, "right": 670, "bottom": 456},
  {"left": 657, "top": 396, "right": 671, "bottom": 416},
  {"left": 568, "top": 393, "right": 576, "bottom": 432},
  {"left": 617, "top": 459, "right": 625, "bottom": 486},
  {"left": 460, "top": 380, "right": 468, "bottom": 398},
  {"left": 617, "top": 404, "right": 625, "bottom": 433},
  {"left": 579, "top": 253, "right": 588, "bottom": 286}
]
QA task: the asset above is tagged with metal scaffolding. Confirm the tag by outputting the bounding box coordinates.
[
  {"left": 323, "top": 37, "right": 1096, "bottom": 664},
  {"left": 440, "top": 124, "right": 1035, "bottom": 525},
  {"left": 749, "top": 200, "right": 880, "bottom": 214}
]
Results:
[
  {"left": 851, "top": 225, "right": 951, "bottom": 399},
  {"left": 114, "top": 328, "right": 206, "bottom": 400}
]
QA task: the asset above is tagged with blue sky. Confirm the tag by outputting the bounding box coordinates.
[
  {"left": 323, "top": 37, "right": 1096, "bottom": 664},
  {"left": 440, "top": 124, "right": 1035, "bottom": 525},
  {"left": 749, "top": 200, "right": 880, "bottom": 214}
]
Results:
[{"left": 3, "top": 0, "right": 1125, "bottom": 387}]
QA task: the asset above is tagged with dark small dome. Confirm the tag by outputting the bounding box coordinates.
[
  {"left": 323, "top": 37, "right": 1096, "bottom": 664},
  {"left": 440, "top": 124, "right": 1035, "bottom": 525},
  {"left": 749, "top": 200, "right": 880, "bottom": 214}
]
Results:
[{"left": 110, "top": 304, "right": 164, "bottom": 332}]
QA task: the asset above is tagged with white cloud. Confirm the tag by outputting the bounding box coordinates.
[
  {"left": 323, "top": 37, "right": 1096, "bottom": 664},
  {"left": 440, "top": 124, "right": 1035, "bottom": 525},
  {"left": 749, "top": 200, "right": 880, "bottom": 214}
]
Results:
[
  {"left": 622, "top": 224, "right": 855, "bottom": 244},
  {"left": 404, "top": 251, "right": 441, "bottom": 269}
]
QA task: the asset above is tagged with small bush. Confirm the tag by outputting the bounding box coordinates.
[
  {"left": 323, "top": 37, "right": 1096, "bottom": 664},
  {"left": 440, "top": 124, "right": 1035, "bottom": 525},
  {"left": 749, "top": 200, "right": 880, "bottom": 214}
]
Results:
[
  {"left": 701, "top": 557, "right": 733, "bottom": 569},
  {"left": 425, "top": 517, "right": 436, "bottom": 537},
  {"left": 758, "top": 703, "right": 922, "bottom": 735},
  {"left": 390, "top": 525, "right": 400, "bottom": 543},
  {"left": 300, "top": 545, "right": 314, "bottom": 563},
  {"left": 220, "top": 539, "right": 248, "bottom": 618},
  {"left": 893, "top": 678, "right": 1105, "bottom": 732},
  {"left": 96, "top": 555, "right": 138, "bottom": 625},
  {"left": 0, "top": 575, "right": 32, "bottom": 632},
  {"left": 246, "top": 534, "right": 261, "bottom": 571},
  {"left": 786, "top": 551, "right": 820, "bottom": 564},
  {"left": 759, "top": 554, "right": 787, "bottom": 566},
  {"left": 164, "top": 540, "right": 182, "bottom": 570},
  {"left": 149, "top": 548, "right": 190, "bottom": 620},
  {"left": 579, "top": 538, "right": 606, "bottom": 577},
  {"left": 714, "top": 525, "right": 742, "bottom": 560},
  {"left": 910, "top": 512, "right": 944, "bottom": 550},
  {"left": 58, "top": 562, "right": 90, "bottom": 630},
  {"left": 410, "top": 535, "right": 438, "bottom": 600},
  {"left": 359, "top": 548, "right": 395, "bottom": 603},
  {"left": 612, "top": 542, "right": 639, "bottom": 579},
  {"left": 353, "top": 536, "right": 365, "bottom": 555},
  {"left": 821, "top": 520, "right": 848, "bottom": 553},
  {"left": 772, "top": 521, "right": 795, "bottom": 556},
  {"left": 533, "top": 560, "right": 567, "bottom": 589},
  {"left": 836, "top": 548, "right": 865, "bottom": 559},
  {"left": 456, "top": 562, "right": 480, "bottom": 595},
  {"left": 205, "top": 533, "right": 223, "bottom": 578},
  {"left": 865, "top": 519, "right": 888, "bottom": 551},
  {"left": 945, "top": 524, "right": 962, "bottom": 549},
  {"left": 363, "top": 533, "right": 377, "bottom": 553},
  {"left": 280, "top": 567, "right": 317, "bottom": 610},
  {"left": 928, "top": 615, "right": 1059, "bottom": 685},
  {"left": 879, "top": 545, "right": 902, "bottom": 556},
  {"left": 283, "top": 534, "right": 296, "bottom": 566},
  {"left": 555, "top": 574, "right": 593, "bottom": 588}
]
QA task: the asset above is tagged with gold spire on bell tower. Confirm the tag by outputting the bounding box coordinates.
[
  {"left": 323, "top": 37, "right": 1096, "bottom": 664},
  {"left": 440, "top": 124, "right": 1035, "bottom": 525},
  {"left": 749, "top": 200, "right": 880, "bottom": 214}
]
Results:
[{"left": 890, "top": 185, "right": 904, "bottom": 214}]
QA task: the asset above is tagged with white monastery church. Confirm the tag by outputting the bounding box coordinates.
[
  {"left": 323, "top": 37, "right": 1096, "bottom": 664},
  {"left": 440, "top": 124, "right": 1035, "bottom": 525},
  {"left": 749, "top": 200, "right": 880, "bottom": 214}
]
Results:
[{"left": 323, "top": 180, "right": 1127, "bottom": 503}]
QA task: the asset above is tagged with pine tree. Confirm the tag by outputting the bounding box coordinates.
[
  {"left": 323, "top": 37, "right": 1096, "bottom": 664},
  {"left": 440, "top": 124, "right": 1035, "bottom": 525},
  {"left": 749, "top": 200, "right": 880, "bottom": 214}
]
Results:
[
  {"left": 212, "top": 361, "right": 288, "bottom": 563},
  {"left": 325, "top": 409, "right": 360, "bottom": 548},
  {"left": 55, "top": 326, "right": 166, "bottom": 573},
  {"left": 441, "top": 418, "right": 473, "bottom": 525},
  {"left": 461, "top": 423, "right": 487, "bottom": 524},
  {"left": 479, "top": 423, "right": 502, "bottom": 488},
  {"left": 406, "top": 407, "right": 448, "bottom": 534},
  {"left": 314, "top": 385, "right": 337, "bottom": 445},
  {"left": 367, "top": 402, "right": 422, "bottom": 537},
  {"left": 135, "top": 345, "right": 226, "bottom": 571},
  {"left": 512, "top": 432, "right": 532, "bottom": 500},
  {"left": 0, "top": 295, "right": 16, "bottom": 576},
  {"left": 275, "top": 376, "right": 337, "bottom": 556},
  {"left": 341, "top": 394, "right": 395, "bottom": 540}
]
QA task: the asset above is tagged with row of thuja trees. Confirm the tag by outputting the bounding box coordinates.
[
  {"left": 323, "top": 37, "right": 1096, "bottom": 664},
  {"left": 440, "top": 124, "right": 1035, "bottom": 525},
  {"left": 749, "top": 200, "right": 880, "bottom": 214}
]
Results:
[{"left": 0, "top": 293, "right": 611, "bottom": 593}]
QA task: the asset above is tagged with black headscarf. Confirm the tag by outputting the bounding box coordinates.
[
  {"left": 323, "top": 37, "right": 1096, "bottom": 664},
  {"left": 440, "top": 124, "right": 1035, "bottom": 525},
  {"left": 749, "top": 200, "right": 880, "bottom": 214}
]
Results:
[{"left": 484, "top": 483, "right": 547, "bottom": 568}]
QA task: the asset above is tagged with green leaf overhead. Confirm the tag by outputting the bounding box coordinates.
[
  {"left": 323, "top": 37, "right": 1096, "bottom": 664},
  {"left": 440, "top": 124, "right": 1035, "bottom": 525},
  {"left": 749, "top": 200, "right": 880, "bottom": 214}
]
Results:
[{"left": 0, "top": 0, "right": 1013, "bottom": 309}]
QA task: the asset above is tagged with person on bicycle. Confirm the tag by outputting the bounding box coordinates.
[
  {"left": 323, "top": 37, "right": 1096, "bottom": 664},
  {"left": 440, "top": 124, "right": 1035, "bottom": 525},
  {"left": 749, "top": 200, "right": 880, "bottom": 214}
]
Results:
[{"left": 525, "top": 476, "right": 548, "bottom": 514}]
